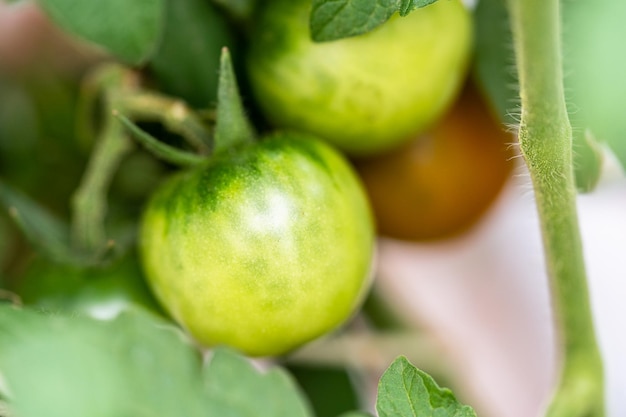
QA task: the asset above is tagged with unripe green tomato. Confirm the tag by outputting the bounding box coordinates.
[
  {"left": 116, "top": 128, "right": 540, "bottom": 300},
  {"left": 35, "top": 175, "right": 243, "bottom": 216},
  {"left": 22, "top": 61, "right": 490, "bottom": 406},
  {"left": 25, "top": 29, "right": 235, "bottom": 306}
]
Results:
[
  {"left": 140, "top": 132, "right": 375, "bottom": 357},
  {"left": 245, "top": 0, "right": 472, "bottom": 156}
]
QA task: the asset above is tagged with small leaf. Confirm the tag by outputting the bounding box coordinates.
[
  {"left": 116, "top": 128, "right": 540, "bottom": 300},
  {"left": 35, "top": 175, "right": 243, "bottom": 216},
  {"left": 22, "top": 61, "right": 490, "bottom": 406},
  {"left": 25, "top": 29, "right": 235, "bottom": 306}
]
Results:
[
  {"left": 0, "top": 180, "right": 73, "bottom": 263},
  {"left": 376, "top": 356, "right": 477, "bottom": 417},
  {"left": 398, "top": 0, "right": 438, "bottom": 16},
  {"left": 309, "top": 0, "right": 439, "bottom": 42},
  {"left": 203, "top": 348, "right": 314, "bottom": 417},
  {"left": 310, "top": 0, "right": 398, "bottom": 42},
  {"left": 213, "top": 48, "right": 256, "bottom": 154},
  {"left": 36, "top": 0, "right": 165, "bottom": 65}
]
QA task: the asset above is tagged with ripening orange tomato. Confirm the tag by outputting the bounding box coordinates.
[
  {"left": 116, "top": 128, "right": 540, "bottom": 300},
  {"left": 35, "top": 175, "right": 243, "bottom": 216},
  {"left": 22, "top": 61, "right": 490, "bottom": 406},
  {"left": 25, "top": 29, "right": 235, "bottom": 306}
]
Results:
[{"left": 353, "top": 82, "right": 515, "bottom": 241}]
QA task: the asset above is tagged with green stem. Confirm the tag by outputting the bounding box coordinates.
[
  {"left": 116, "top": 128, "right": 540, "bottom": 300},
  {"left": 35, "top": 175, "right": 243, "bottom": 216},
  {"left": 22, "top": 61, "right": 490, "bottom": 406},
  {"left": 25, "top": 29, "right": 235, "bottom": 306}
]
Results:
[
  {"left": 71, "top": 111, "right": 133, "bottom": 252},
  {"left": 71, "top": 63, "right": 213, "bottom": 255},
  {"left": 122, "top": 92, "right": 212, "bottom": 154},
  {"left": 506, "top": 0, "right": 604, "bottom": 416},
  {"left": 286, "top": 331, "right": 449, "bottom": 377},
  {"left": 71, "top": 65, "right": 136, "bottom": 253}
]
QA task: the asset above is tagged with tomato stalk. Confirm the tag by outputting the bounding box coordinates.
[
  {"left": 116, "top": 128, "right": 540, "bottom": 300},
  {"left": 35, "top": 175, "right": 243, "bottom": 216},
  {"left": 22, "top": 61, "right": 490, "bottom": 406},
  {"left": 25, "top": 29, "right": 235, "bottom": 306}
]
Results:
[
  {"left": 71, "top": 64, "right": 212, "bottom": 254},
  {"left": 71, "top": 66, "right": 135, "bottom": 253},
  {"left": 505, "top": 0, "right": 605, "bottom": 416},
  {"left": 286, "top": 331, "right": 448, "bottom": 376}
]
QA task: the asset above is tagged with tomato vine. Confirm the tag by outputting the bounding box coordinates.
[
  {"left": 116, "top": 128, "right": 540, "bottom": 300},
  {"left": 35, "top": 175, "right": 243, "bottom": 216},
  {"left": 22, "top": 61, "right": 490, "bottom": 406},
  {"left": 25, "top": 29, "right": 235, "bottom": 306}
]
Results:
[{"left": 506, "top": 0, "right": 605, "bottom": 415}]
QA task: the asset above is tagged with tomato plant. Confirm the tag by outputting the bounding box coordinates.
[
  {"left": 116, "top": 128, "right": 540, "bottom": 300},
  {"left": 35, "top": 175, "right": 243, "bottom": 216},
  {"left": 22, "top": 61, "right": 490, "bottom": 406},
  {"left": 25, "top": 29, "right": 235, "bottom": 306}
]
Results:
[
  {"left": 353, "top": 82, "right": 514, "bottom": 241},
  {"left": 245, "top": 0, "right": 472, "bottom": 156},
  {"left": 0, "top": 0, "right": 622, "bottom": 417},
  {"left": 140, "top": 132, "right": 375, "bottom": 356}
]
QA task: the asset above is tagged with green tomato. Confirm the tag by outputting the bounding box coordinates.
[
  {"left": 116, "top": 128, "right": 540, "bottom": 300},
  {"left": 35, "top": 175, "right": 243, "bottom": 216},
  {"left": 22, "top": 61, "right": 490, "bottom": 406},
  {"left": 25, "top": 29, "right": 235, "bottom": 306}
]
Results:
[
  {"left": 15, "top": 254, "right": 163, "bottom": 319},
  {"left": 140, "top": 132, "right": 375, "bottom": 357},
  {"left": 245, "top": 0, "right": 472, "bottom": 156}
]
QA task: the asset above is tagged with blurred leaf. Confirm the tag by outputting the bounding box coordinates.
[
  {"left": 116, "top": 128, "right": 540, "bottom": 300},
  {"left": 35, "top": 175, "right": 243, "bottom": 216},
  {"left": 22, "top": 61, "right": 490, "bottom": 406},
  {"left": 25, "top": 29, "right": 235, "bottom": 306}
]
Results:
[
  {"left": 149, "top": 0, "right": 235, "bottom": 108},
  {"left": 376, "top": 356, "right": 476, "bottom": 417},
  {"left": 15, "top": 253, "right": 163, "bottom": 320},
  {"left": 212, "top": 0, "right": 257, "bottom": 21},
  {"left": 338, "top": 413, "right": 374, "bottom": 417},
  {"left": 288, "top": 365, "right": 360, "bottom": 417},
  {"left": 472, "top": 0, "right": 517, "bottom": 123},
  {"left": 204, "top": 348, "right": 314, "bottom": 417},
  {"left": 0, "top": 75, "right": 84, "bottom": 214},
  {"left": 310, "top": 0, "right": 438, "bottom": 42},
  {"left": 563, "top": 0, "right": 626, "bottom": 170},
  {"left": 0, "top": 180, "right": 73, "bottom": 263},
  {"left": 36, "top": 0, "right": 165, "bottom": 65},
  {"left": 0, "top": 306, "right": 207, "bottom": 417},
  {"left": 0, "top": 306, "right": 318, "bottom": 417}
]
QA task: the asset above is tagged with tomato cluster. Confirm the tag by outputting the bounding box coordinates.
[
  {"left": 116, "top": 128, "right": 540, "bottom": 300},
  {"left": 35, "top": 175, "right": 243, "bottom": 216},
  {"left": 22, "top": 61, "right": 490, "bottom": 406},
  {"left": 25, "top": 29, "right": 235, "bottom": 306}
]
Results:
[{"left": 2, "top": 0, "right": 513, "bottom": 357}]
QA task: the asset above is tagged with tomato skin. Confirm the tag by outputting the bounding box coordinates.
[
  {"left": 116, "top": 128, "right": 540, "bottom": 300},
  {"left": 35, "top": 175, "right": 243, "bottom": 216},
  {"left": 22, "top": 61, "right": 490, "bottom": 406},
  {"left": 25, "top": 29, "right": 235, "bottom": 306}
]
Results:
[
  {"left": 354, "top": 83, "right": 515, "bottom": 241},
  {"left": 140, "top": 132, "right": 375, "bottom": 357},
  {"left": 245, "top": 0, "right": 472, "bottom": 156},
  {"left": 14, "top": 254, "right": 163, "bottom": 319}
]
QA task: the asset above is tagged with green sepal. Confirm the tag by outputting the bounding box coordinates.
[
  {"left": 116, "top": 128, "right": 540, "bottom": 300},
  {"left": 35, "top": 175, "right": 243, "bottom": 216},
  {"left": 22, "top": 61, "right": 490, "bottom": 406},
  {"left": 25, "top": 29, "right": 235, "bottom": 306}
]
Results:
[
  {"left": 114, "top": 112, "right": 207, "bottom": 167},
  {"left": 213, "top": 47, "right": 256, "bottom": 154}
]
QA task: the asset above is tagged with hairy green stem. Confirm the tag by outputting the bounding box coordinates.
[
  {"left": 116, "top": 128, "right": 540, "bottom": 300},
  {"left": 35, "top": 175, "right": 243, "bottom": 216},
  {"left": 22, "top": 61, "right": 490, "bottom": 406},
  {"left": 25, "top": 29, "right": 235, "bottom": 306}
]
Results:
[{"left": 506, "top": 0, "right": 604, "bottom": 416}]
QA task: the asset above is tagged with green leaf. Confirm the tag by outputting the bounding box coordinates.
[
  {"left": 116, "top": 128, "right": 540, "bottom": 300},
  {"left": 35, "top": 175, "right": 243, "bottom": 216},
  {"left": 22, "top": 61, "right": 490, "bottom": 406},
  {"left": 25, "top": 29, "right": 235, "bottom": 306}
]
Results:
[
  {"left": 0, "top": 306, "right": 207, "bottom": 417},
  {"left": 563, "top": 0, "right": 626, "bottom": 173},
  {"left": 310, "top": 0, "right": 397, "bottom": 42},
  {"left": 288, "top": 365, "right": 361, "bottom": 417},
  {"left": 149, "top": 0, "right": 235, "bottom": 108},
  {"left": 204, "top": 348, "right": 314, "bottom": 417},
  {"left": 376, "top": 356, "right": 476, "bottom": 417},
  {"left": 472, "top": 0, "right": 517, "bottom": 126},
  {"left": 0, "top": 307, "right": 317, "bottom": 417},
  {"left": 398, "top": 0, "right": 437, "bottom": 16},
  {"left": 338, "top": 413, "right": 375, "bottom": 417},
  {"left": 36, "top": 0, "right": 165, "bottom": 65},
  {"left": 0, "top": 180, "right": 74, "bottom": 263},
  {"left": 309, "top": 0, "right": 438, "bottom": 42}
]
